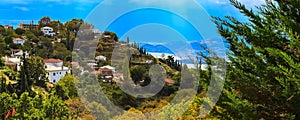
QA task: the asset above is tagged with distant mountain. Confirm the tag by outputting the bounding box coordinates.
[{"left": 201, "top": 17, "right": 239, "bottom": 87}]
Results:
[
  {"left": 140, "top": 43, "right": 174, "bottom": 54},
  {"left": 140, "top": 41, "right": 206, "bottom": 54}
]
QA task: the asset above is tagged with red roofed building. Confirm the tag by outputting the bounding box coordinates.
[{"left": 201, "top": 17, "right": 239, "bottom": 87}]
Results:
[
  {"left": 100, "top": 67, "right": 113, "bottom": 76},
  {"left": 165, "top": 78, "right": 175, "bottom": 85},
  {"left": 44, "top": 58, "right": 63, "bottom": 67}
]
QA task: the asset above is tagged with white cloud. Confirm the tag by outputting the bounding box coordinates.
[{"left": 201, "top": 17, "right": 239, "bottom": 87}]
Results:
[
  {"left": 0, "top": 0, "right": 101, "bottom": 5},
  {"left": 43, "top": 0, "right": 101, "bottom": 4},
  {"left": 13, "top": 6, "right": 30, "bottom": 11},
  {"left": 129, "top": 0, "right": 196, "bottom": 7},
  {"left": 199, "top": 0, "right": 266, "bottom": 7},
  {"left": 237, "top": 0, "right": 266, "bottom": 7}
]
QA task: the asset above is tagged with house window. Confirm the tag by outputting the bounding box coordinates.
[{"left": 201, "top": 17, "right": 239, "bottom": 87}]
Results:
[
  {"left": 53, "top": 73, "right": 56, "bottom": 76},
  {"left": 60, "top": 72, "right": 61, "bottom": 74}
]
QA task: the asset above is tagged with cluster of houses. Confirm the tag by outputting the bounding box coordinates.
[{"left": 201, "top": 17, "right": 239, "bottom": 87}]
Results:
[
  {"left": 2, "top": 22, "right": 175, "bottom": 85},
  {"left": 3, "top": 50, "right": 123, "bottom": 84},
  {"left": 17, "top": 22, "right": 105, "bottom": 38},
  {"left": 3, "top": 53, "right": 71, "bottom": 83}
]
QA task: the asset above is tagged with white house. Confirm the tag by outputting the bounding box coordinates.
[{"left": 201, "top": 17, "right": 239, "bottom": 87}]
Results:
[
  {"left": 11, "top": 50, "right": 29, "bottom": 59},
  {"left": 45, "top": 65, "right": 70, "bottom": 83},
  {"left": 44, "top": 58, "right": 70, "bottom": 83},
  {"left": 4, "top": 25, "right": 13, "bottom": 29},
  {"left": 4, "top": 56, "right": 22, "bottom": 71},
  {"left": 41, "top": 26, "right": 54, "bottom": 37},
  {"left": 95, "top": 55, "right": 107, "bottom": 61},
  {"left": 13, "top": 38, "right": 26, "bottom": 45}
]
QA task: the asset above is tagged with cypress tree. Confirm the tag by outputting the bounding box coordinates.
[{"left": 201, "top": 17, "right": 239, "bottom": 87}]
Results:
[{"left": 212, "top": 0, "right": 300, "bottom": 119}]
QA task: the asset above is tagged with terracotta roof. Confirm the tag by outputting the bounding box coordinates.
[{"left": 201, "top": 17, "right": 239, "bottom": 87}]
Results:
[
  {"left": 91, "top": 70, "right": 101, "bottom": 75},
  {"left": 165, "top": 78, "right": 175, "bottom": 84},
  {"left": 44, "top": 58, "right": 63, "bottom": 63},
  {"left": 13, "top": 38, "right": 24, "bottom": 41},
  {"left": 100, "top": 67, "right": 112, "bottom": 72},
  {"left": 66, "top": 61, "right": 78, "bottom": 65}
]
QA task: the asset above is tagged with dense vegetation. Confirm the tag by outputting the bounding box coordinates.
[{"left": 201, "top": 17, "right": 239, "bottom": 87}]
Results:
[{"left": 211, "top": 0, "right": 300, "bottom": 119}]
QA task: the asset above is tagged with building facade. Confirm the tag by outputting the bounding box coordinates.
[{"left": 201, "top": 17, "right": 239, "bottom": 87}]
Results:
[
  {"left": 18, "top": 23, "right": 39, "bottom": 30},
  {"left": 13, "top": 38, "right": 26, "bottom": 45},
  {"left": 41, "top": 26, "right": 54, "bottom": 36}
]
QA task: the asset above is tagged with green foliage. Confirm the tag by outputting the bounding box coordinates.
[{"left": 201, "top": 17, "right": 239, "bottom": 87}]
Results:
[
  {"left": 86, "top": 101, "right": 110, "bottom": 120},
  {"left": 4, "top": 36, "right": 13, "bottom": 44},
  {"left": 212, "top": 0, "right": 300, "bottom": 119},
  {"left": 15, "top": 28, "right": 26, "bottom": 35},
  {"left": 36, "top": 37, "right": 54, "bottom": 58},
  {"left": 0, "top": 92, "right": 69, "bottom": 119},
  {"left": 103, "top": 31, "right": 119, "bottom": 42},
  {"left": 65, "top": 98, "right": 96, "bottom": 120},
  {"left": 43, "top": 93, "right": 69, "bottom": 119},
  {"left": 19, "top": 56, "right": 47, "bottom": 93},
  {"left": 38, "top": 16, "right": 51, "bottom": 28},
  {"left": 112, "top": 108, "right": 145, "bottom": 120},
  {"left": 130, "top": 65, "right": 148, "bottom": 84},
  {"left": 55, "top": 74, "right": 78, "bottom": 100},
  {"left": 0, "top": 57, "right": 4, "bottom": 68},
  {"left": 53, "top": 43, "right": 71, "bottom": 60}
]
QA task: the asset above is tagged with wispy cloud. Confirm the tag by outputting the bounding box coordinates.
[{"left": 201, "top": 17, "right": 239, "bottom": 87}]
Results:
[
  {"left": 0, "top": 0, "right": 29, "bottom": 4},
  {"left": 13, "top": 6, "right": 30, "bottom": 11},
  {"left": 129, "top": 0, "right": 194, "bottom": 6},
  {"left": 237, "top": 0, "right": 266, "bottom": 7},
  {"left": 42, "top": 0, "right": 101, "bottom": 5}
]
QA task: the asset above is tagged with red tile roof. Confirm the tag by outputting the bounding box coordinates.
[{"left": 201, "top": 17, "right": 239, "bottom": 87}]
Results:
[
  {"left": 100, "top": 68, "right": 112, "bottom": 72},
  {"left": 13, "top": 38, "right": 24, "bottom": 41},
  {"left": 165, "top": 78, "right": 175, "bottom": 84},
  {"left": 44, "top": 58, "right": 63, "bottom": 63}
]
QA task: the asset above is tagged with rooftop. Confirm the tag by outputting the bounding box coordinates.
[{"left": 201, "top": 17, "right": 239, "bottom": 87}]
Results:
[
  {"left": 165, "top": 78, "right": 175, "bottom": 84},
  {"left": 44, "top": 58, "right": 63, "bottom": 63},
  {"left": 13, "top": 38, "right": 24, "bottom": 41}
]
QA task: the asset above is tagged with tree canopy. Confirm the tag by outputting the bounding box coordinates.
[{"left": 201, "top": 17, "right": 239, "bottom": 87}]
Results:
[{"left": 212, "top": 0, "right": 300, "bottom": 119}]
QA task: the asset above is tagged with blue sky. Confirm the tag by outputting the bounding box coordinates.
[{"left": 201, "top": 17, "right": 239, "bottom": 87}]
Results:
[
  {"left": 0, "top": 0, "right": 266, "bottom": 57},
  {"left": 0, "top": 0, "right": 265, "bottom": 28}
]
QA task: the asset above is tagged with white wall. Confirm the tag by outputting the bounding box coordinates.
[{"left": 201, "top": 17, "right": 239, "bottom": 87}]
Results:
[
  {"left": 13, "top": 40, "right": 25, "bottom": 45},
  {"left": 41, "top": 27, "right": 54, "bottom": 36},
  {"left": 45, "top": 62, "right": 63, "bottom": 67},
  {"left": 47, "top": 70, "right": 70, "bottom": 83}
]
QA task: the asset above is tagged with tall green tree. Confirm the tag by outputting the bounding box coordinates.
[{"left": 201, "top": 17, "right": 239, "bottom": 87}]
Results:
[
  {"left": 212, "top": 0, "right": 300, "bottom": 119},
  {"left": 19, "top": 56, "right": 47, "bottom": 93},
  {"left": 65, "top": 18, "right": 83, "bottom": 50},
  {"left": 36, "top": 37, "right": 53, "bottom": 58},
  {"left": 65, "top": 18, "right": 83, "bottom": 37},
  {"left": 38, "top": 16, "right": 51, "bottom": 28}
]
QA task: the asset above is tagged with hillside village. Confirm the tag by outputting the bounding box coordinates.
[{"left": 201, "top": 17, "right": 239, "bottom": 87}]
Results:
[
  {"left": 1, "top": 0, "right": 299, "bottom": 119},
  {"left": 0, "top": 16, "right": 196, "bottom": 119}
]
